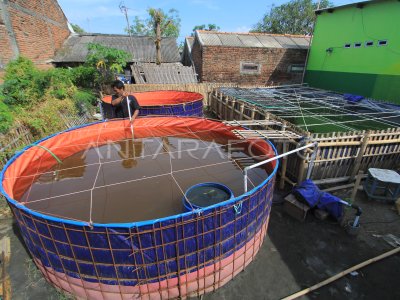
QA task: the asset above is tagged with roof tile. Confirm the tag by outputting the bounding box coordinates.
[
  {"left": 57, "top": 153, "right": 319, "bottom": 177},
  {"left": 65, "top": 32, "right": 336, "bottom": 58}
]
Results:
[{"left": 53, "top": 34, "right": 180, "bottom": 63}]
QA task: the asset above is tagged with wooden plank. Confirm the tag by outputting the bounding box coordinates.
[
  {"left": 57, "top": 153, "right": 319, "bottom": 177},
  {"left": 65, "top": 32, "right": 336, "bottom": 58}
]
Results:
[{"left": 350, "top": 131, "right": 371, "bottom": 179}]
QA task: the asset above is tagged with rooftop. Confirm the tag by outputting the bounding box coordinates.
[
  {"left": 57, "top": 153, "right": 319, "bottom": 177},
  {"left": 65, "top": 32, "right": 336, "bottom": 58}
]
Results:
[
  {"left": 195, "top": 31, "right": 311, "bottom": 49},
  {"left": 316, "top": 0, "right": 389, "bottom": 13},
  {"left": 53, "top": 33, "right": 181, "bottom": 63}
]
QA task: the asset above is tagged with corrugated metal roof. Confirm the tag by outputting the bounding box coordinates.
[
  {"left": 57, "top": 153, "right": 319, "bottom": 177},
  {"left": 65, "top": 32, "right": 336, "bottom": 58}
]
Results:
[
  {"left": 131, "top": 63, "right": 198, "bottom": 84},
  {"left": 53, "top": 34, "right": 181, "bottom": 63},
  {"left": 256, "top": 35, "right": 283, "bottom": 48},
  {"left": 185, "top": 37, "right": 194, "bottom": 51},
  {"left": 198, "top": 33, "right": 223, "bottom": 46},
  {"left": 237, "top": 35, "right": 264, "bottom": 48},
  {"left": 196, "top": 31, "right": 309, "bottom": 49},
  {"left": 290, "top": 37, "right": 310, "bottom": 49},
  {"left": 218, "top": 34, "right": 244, "bottom": 47},
  {"left": 274, "top": 36, "right": 300, "bottom": 49}
]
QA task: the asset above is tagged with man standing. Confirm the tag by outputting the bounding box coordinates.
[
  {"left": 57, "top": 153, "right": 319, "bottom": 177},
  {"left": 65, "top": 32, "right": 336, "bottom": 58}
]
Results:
[{"left": 111, "top": 80, "right": 141, "bottom": 122}]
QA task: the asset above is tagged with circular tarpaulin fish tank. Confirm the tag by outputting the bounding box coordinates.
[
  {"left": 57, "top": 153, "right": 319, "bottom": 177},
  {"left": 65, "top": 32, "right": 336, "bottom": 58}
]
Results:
[
  {"left": 102, "top": 91, "right": 203, "bottom": 119},
  {"left": 1, "top": 117, "right": 278, "bottom": 299}
]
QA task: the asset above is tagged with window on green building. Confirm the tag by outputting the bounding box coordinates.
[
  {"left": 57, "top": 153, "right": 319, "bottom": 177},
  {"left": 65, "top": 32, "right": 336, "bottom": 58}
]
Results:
[
  {"left": 365, "top": 41, "right": 374, "bottom": 47},
  {"left": 378, "top": 40, "right": 388, "bottom": 46}
]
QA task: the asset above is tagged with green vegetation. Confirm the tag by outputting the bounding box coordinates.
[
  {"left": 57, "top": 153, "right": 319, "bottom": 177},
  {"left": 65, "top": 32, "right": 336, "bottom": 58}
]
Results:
[
  {"left": 86, "top": 43, "right": 131, "bottom": 90},
  {"left": 71, "top": 23, "right": 86, "bottom": 34},
  {"left": 125, "top": 7, "right": 180, "bottom": 65},
  {"left": 0, "top": 100, "right": 13, "bottom": 134},
  {"left": 0, "top": 57, "right": 97, "bottom": 137},
  {"left": 252, "top": 0, "right": 332, "bottom": 35},
  {"left": 0, "top": 41, "right": 131, "bottom": 138},
  {"left": 72, "top": 89, "right": 97, "bottom": 113},
  {"left": 2, "top": 57, "right": 47, "bottom": 106},
  {"left": 192, "top": 24, "right": 220, "bottom": 35},
  {"left": 127, "top": 8, "right": 181, "bottom": 38}
]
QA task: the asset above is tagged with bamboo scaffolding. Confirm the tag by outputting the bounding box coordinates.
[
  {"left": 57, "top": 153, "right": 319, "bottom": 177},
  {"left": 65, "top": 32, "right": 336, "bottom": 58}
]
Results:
[{"left": 210, "top": 88, "right": 400, "bottom": 184}]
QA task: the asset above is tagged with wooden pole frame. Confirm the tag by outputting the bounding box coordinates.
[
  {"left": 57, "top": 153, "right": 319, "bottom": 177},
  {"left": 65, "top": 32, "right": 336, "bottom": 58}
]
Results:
[{"left": 282, "top": 247, "right": 400, "bottom": 300}]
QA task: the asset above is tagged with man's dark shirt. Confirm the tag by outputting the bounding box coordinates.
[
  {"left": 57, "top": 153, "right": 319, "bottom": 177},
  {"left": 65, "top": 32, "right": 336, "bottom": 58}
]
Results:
[{"left": 112, "top": 95, "right": 141, "bottom": 119}]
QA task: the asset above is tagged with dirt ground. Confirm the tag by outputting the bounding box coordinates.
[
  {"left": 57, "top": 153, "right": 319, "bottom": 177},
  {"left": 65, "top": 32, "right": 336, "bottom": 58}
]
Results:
[{"left": 0, "top": 187, "right": 399, "bottom": 300}]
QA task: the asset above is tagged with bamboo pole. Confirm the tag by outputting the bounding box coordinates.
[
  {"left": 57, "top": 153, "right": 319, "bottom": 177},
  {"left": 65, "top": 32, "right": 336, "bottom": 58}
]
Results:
[
  {"left": 239, "top": 103, "right": 245, "bottom": 120},
  {"left": 282, "top": 247, "right": 400, "bottom": 300},
  {"left": 224, "top": 96, "right": 229, "bottom": 120},
  {"left": 322, "top": 183, "right": 355, "bottom": 193},
  {"left": 279, "top": 122, "right": 288, "bottom": 190},
  {"left": 350, "top": 131, "right": 371, "bottom": 180},
  {"left": 350, "top": 171, "right": 364, "bottom": 202},
  {"left": 251, "top": 108, "right": 256, "bottom": 120},
  {"left": 218, "top": 93, "right": 223, "bottom": 119},
  {"left": 230, "top": 100, "right": 236, "bottom": 121}
]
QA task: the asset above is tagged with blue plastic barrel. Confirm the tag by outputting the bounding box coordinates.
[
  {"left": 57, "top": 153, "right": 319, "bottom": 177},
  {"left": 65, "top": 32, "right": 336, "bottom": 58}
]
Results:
[{"left": 183, "top": 182, "right": 234, "bottom": 211}]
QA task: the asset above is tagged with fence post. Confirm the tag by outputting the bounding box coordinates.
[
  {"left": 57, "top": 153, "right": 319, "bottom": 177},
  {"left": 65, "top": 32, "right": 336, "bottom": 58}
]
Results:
[
  {"left": 212, "top": 91, "right": 218, "bottom": 114},
  {"left": 250, "top": 108, "right": 256, "bottom": 120},
  {"left": 350, "top": 131, "right": 371, "bottom": 180},
  {"left": 265, "top": 112, "right": 270, "bottom": 123},
  {"left": 279, "top": 122, "right": 288, "bottom": 190},
  {"left": 218, "top": 93, "right": 223, "bottom": 119},
  {"left": 350, "top": 171, "right": 364, "bottom": 203},
  {"left": 239, "top": 103, "right": 245, "bottom": 120},
  {"left": 297, "top": 133, "right": 311, "bottom": 183},
  {"left": 230, "top": 100, "right": 236, "bottom": 121},
  {"left": 224, "top": 96, "right": 229, "bottom": 120}
]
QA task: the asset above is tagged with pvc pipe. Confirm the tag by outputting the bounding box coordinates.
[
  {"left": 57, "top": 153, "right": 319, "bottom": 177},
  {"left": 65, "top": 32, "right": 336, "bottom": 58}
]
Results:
[
  {"left": 306, "top": 144, "right": 319, "bottom": 179},
  {"left": 126, "top": 96, "right": 134, "bottom": 136},
  {"left": 243, "top": 142, "right": 317, "bottom": 192}
]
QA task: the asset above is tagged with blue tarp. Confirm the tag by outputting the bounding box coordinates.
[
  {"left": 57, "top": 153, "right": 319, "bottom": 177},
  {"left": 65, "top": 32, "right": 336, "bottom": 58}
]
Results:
[
  {"left": 344, "top": 94, "right": 365, "bottom": 103},
  {"left": 10, "top": 181, "right": 273, "bottom": 285},
  {"left": 293, "top": 179, "right": 343, "bottom": 220}
]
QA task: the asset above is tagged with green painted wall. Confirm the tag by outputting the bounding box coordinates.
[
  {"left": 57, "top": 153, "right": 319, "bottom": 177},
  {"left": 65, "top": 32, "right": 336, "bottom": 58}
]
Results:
[{"left": 304, "top": 0, "right": 400, "bottom": 104}]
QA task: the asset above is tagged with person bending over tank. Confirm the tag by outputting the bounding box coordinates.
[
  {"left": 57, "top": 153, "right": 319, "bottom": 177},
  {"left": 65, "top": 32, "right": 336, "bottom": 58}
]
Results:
[{"left": 111, "top": 80, "right": 141, "bottom": 122}]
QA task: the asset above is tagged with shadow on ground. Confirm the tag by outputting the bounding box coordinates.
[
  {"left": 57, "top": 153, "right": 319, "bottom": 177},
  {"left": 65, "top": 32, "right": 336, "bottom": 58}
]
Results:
[
  {"left": 204, "top": 188, "right": 400, "bottom": 300},
  {"left": 1, "top": 188, "right": 399, "bottom": 300}
]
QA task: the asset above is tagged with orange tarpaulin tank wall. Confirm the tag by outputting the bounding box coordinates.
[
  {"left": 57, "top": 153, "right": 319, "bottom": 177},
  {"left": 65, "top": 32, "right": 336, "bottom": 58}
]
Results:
[
  {"left": 0, "top": 117, "right": 278, "bottom": 299},
  {"left": 102, "top": 91, "right": 203, "bottom": 119}
]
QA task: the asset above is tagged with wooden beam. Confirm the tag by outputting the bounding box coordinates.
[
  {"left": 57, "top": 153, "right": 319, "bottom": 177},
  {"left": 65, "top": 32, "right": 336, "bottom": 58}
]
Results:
[
  {"left": 351, "top": 171, "right": 364, "bottom": 202},
  {"left": 282, "top": 247, "right": 400, "bottom": 300}
]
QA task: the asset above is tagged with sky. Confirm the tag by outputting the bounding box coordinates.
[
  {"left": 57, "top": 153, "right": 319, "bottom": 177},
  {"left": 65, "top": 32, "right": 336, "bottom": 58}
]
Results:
[{"left": 57, "top": 0, "right": 361, "bottom": 42}]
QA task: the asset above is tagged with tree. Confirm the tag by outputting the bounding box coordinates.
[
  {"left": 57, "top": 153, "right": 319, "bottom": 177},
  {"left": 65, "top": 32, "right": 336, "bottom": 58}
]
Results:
[
  {"left": 85, "top": 43, "right": 132, "bottom": 90},
  {"left": 251, "top": 0, "right": 332, "bottom": 35},
  {"left": 71, "top": 23, "right": 85, "bottom": 34},
  {"left": 127, "top": 8, "right": 181, "bottom": 38},
  {"left": 192, "top": 24, "right": 220, "bottom": 35},
  {"left": 127, "top": 8, "right": 180, "bottom": 65}
]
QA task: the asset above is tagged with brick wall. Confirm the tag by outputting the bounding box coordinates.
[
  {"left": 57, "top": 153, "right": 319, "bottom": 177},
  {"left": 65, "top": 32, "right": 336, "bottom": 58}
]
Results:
[
  {"left": 0, "top": 26, "right": 14, "bottom": 69},
  {"left": 191, "top": 39, "right": 203, "bottom": 82},
  {"left": 194, "top": 45, "right": 307, "bottom": 85},
  {"left": 0, "top": 0, "right": 70, "bottom": 69}
]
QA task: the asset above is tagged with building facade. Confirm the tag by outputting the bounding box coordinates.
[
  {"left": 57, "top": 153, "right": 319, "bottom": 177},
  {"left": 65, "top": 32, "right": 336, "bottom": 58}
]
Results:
[
  {"left": 0, "top": 0, "right": 70, "bottom": 69},
  {"left": 187, "top": 31, "right": 309, "bottom": 85},
  {"left": 304, "top": 0, "right": 400, "bottom": 104}
]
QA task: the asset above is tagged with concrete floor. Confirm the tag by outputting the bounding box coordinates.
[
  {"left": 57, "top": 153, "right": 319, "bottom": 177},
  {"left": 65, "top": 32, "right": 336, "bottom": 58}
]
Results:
[
  {"left": 205, "top": 189, "right": 400, "bottom": 300},
  {"left": 1, "top": 189, "right": 399, "bottom": 300}
]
